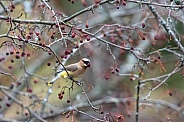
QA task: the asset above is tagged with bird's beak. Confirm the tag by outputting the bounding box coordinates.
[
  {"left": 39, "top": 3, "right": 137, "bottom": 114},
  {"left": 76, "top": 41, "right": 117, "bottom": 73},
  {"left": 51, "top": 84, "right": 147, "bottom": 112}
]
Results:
[{"left": 87, "top": 63, "right": 91, "bottom": 67}]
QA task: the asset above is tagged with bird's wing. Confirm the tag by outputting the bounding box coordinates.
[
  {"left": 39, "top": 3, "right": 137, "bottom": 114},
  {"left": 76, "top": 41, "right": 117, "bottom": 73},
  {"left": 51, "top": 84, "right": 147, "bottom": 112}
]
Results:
[
  {"left": 65, "top": 63, "right": 78, "bottom": 72},
  {"left": 57, "top": 63, "right": 78, "bottom": 73}
]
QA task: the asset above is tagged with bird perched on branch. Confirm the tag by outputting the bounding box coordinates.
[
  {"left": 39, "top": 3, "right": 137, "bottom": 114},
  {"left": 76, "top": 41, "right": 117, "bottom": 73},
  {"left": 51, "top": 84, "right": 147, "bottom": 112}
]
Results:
[{"left": 47, "top": 58, "right": 91, "bottom": 86}]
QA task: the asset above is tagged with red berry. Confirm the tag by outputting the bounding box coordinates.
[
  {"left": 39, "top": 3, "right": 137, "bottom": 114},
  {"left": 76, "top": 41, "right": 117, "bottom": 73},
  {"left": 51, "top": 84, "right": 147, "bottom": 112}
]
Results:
[
  {"left": 130, "top": 47, "right": 134, "bottom": 50},
  {"left": 70, "top": 50, "right": 73, "bottom": 53},
  {"left": 48, "top": 52, "right": 52, "bottom": 55},
  {"left": 80, "top": 40, "right": 83, "bottom": 43},
  {"left": 0, "top": 57, "right": 4, "bottom": 62},
  {"left": 29, "top": 32, "right": 33, "bottom": 35},
  {"left": 118, "top": 116, "right": 122, "bottom": 119},
  {"left": 51, "top": 35, "right": 54, "bottom": 39},
  {"left": 16, "top": 82, "right": 21, "bottom": 86},
  {"left": 65, "top": 49, "right": 70, "bottom": 55},
  {"left": 85, "top": 24, "right": 89, "bottom": 28},
  {"left": 27, "top": 35, "right": 31, "bottom": 39},
  {"left": 10, "top": 51, "right": 14, "bottom": 55},
  {"left": 58, "top": 93, "right": 61, "bottom": 96},
  {"left": 95, "top": 0, "right": 100, "bottom": 4},
  {"left": 34, "top": 80, "right": 38, "bottom": 84},
  {"left": 25, "top": 112, "right": 29, "bottom": 116},
  {"left": 65, "top": 114, "right": 69, "bottom": 118},
  {"left": 58, "top": 95, "right": 63, "bottom": 100},
  {"left": 104, "top": 74, "right": 109, "bottom": 80},
  {"left": 6, "top": 103, "right": 11, "bottom": 107},
  {"left": 6, "top": 19, "right": 10, "bottom": 22},
  {"left": 25, "top": 40, "right": 28, "bottom": 43},
  {"left": 67, "top": 100, "right": 70, "bottom": 103},
  {"left": 55, "top": 24, "right": 59, "bottom": 28},
  {"left": 15, "top": 55, "right": 20, "bottom": 59},
  {"left": 71, "top": 33, "right": 76, "bottom": 38},
  {"left": 10, "top": 9, "right": 13, "bottom": 12},
  {"left": 18, "top": 36, "right": 23, "bottom": 41},
  {"left": 130, "top": 77, "right": 134, "bottom": 81},
  {"left": 83, "top": 34, "right": 88, "bottom": 37},
  {"left": 77, "top": 28, "right": 82, "bottom": 31},
  {"left": 122, "top": 1, "right": 126, "bottom": 6},
  {"left": 111, "top": 69, "right": 115, "bottom": 74},
  {"left": 153, "top": 59, "right": 157, "bottom": 63},
  {"left": 169, "top": 92, "right": 172, "bottom": 96},
  {"left": 154, "top": 35, "right": 159, "bottom": 40},
  {"left": 27, "top": 87, "right": 33, "bottom": 93},
  {"left": 142, "top": 23, "right": 145, "bottom": 28},
  {"left": 86, "top": 36, "right": 90, "bottom": 41},
  {"left": 38, "top": 37, "right": 41, "bottom": 41},
  {"left": 6, "top": 52, "right": 9, "bottom": 56},
  {"left": 10, "top": 59, "right": 14, "bottom": 63},
  {"left": 61, "top": 55, "right": 65, "bottom": 58},
  {"left": 36, "top": 32, "right": 40, "bottom": 36},
  {"left": 74, "top": 44, "right": 79, "bottom": 48},
  {"left": 41, "top": 3, "right": 45, "bottom": 8},
  {"left": 27, "top": 53, "right": 31, "bottom": 57},
  {"left": 82, "top": 1, "right": 87, "bottom": 6},
  {"left": 11, "top": 4, "right": 15, "bottom": 9},
  {"left": 8, "top": 65, "right": 13, "bottom": 69},
  {"left": 47, "top": 62, "right": 51, "bottom": 66},
  {"left": 42, "top": 43, "right": 46, "bottom": 47},
  {"left": 21, "top": 52, "right": 26, "bottom": 57},
  {"left": 64, "top": 55, "right": 68, "bottom": 59}
]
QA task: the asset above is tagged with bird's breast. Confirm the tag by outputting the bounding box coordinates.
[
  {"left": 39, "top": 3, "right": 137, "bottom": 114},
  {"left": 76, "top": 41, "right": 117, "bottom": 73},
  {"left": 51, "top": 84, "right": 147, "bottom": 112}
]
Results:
[{"left": 60, "top": 67, "right": 86, "bottom": 78}]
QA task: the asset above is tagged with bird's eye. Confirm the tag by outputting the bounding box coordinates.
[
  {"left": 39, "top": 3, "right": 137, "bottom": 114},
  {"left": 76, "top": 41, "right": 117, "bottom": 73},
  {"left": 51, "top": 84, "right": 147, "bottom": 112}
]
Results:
[{"left": 82, "top": 60, "right": 90, "bottom": 67}]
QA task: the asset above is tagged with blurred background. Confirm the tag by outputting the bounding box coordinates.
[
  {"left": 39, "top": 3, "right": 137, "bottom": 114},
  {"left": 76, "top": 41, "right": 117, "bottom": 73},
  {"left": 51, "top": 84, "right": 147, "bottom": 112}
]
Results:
[{"left": 0, "top": 0, "right": 184, "bottom": 122}]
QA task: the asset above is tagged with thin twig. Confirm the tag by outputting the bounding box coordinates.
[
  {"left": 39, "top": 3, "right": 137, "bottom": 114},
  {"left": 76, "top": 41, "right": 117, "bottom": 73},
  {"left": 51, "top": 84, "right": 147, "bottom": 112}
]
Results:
[
  {"left": 147, "top": 5, "right": 184, "bottom": 54},
  {"left": 0, "top": 88, "right": 47, "bottom": 122}
]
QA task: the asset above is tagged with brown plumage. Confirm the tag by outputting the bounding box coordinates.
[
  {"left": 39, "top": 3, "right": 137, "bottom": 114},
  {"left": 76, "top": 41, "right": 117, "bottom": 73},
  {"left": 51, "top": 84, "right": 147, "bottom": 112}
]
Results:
[{"left": 49, "top": 58, "right": 90, "bottom": 84}]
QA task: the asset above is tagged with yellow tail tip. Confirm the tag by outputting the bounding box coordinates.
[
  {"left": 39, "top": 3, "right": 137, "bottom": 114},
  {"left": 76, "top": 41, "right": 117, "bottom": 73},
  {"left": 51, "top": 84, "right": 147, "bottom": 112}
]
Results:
[{"left": 47, "top": 82, "right": 53, "bottom": 87}]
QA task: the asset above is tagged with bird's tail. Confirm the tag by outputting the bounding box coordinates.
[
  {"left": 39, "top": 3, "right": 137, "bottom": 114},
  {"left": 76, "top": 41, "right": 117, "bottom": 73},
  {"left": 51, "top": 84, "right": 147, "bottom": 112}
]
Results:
[{"left": 47, "top": 73, "right": 61, "bottom": 86}]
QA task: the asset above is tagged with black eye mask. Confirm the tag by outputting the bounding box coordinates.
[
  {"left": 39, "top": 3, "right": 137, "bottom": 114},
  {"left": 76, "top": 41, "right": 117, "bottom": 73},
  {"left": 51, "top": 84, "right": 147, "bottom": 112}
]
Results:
[{"left": 83, "top": 60, "right": 91, "bottom": 67}]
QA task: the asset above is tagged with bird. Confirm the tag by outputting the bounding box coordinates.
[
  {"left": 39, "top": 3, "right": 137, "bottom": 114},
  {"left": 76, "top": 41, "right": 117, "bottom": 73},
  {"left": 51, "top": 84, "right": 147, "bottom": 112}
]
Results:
[{"left": 47, "top": 58, "right": 91, "bottom": 85}]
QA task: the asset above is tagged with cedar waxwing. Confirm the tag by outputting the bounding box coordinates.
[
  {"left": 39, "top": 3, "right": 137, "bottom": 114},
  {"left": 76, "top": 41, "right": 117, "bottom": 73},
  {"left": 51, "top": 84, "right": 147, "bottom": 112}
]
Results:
[{"left": 48, "top": 58, "right": 91, "bottom": 85}]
